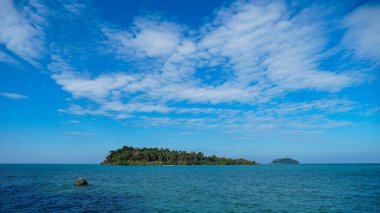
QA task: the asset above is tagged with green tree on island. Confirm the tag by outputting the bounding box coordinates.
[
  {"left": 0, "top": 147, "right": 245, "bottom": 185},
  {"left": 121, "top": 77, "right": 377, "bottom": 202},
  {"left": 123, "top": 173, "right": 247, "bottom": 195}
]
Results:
[{"left": 101, "top": 146, "right": 257, "bottom": 165}]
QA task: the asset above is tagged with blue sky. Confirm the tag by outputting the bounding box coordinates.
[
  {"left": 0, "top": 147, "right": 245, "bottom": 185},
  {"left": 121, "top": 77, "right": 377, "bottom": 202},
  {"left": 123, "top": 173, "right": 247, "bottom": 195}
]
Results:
[{"left": 0, "top": 0, "right": 379, "bottom": 163}]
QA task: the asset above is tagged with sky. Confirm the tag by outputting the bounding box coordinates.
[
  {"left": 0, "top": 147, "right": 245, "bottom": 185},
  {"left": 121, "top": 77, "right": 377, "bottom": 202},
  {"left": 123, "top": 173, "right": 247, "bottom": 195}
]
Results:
[{"left": 0, "top": 0, "right": 379, "bottom": 164}]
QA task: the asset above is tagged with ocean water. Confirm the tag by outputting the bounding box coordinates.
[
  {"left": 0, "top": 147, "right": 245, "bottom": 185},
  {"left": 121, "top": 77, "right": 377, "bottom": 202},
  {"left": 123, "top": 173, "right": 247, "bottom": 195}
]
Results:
[{"left": 0, "top": 164, "right": 379, "bottom": 212}]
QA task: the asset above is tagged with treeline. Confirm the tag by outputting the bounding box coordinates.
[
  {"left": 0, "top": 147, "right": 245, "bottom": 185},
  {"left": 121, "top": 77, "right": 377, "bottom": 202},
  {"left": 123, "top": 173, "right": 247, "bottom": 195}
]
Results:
[{"left": 101, "top": 146, "right": 256, "bottom": 165}]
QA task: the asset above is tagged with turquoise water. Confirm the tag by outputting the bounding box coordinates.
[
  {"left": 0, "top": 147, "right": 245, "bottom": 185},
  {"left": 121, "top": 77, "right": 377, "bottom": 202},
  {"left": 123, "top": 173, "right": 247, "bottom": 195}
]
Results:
[{"left": 1, "top": 164, "right": 379, "bottom": 212}]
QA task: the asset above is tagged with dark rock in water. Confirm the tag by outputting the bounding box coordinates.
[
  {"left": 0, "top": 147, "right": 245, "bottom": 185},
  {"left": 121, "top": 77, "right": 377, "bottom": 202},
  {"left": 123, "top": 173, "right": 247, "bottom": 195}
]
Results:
[
  {"left": 74, "top": 178, "right": 88, "bottom": 186},
  {"left": 271, "top": 158, "right": 299, "bottom": 164}
]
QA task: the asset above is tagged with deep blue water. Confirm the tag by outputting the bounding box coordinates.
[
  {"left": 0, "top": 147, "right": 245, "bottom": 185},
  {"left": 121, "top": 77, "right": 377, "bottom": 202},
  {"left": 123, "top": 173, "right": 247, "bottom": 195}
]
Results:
[{"left": 1, "top": 164, "right": 380, "bottom": 212}]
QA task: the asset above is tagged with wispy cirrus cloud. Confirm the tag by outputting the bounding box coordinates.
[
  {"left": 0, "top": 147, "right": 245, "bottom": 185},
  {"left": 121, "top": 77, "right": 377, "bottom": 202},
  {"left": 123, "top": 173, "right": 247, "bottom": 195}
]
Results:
[
  {"left": 0, "top": 0, "right": 47, "bottom": 65},
  {"left": 1, "top": 92, "right": 28, "bottom": 99},
  {"left": 48, "top": 0, "right": 379, "bottom": 133},
  {"left": 128, "top": 98, "right": 355, "bottom": 133},
  {"left": 0, "top": 50, "right": 17, "bottom": 64},
  {"left": 195, "top": 1, "right": 355, "bottom": 92},
  {"left": 343, "top": 3, "right": 380, "bottom": 62},
  {"left": 63, "top": 2, "right": 86, "bottom": 15},
  {"left": 64, "top": 131, "right": 94, "bottom": 136}
]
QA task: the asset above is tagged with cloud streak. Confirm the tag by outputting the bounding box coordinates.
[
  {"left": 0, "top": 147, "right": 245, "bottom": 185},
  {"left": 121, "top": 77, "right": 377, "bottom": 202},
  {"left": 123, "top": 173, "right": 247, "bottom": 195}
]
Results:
[
  {"left": 343, "top": 3, "right": 380, "bottom": 62},
  {"left": 0, "top": 0, "right": 46, "bottom": 65},
  {"left": 1, "top": 92, "right": 28, "bottom": 99},
  {"left": 64, "top": 131, "right": 94, "bottom": 136}
]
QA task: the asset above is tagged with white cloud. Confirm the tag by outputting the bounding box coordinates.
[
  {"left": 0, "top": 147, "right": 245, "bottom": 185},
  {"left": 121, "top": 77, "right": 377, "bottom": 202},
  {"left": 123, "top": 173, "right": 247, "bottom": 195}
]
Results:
[
  {"left": 0, "top": 0, "right": 46, "bottom": 64},
  {"left": 67, "top": 120, "right": 81, "bottom": 124},
  {"left": 343, "top": 4, "right": 380, "bottom": 62},
  {"left": 157, "top": 84, "right": 255, "bottom": 104},
  {"left": 103, "top": 18, "right": 183, "bottom": 59},
  {"left": 97, "top": 0, "right": 359, "bottom": 108},
  {"left": 130, "top": 98, "right": 354, "bottom": 132},
  {"left": 360, "top": 105, "right": 380, "bottom": 116},
  {"left": 0, "top": 50, "right": 16, "bottom": 64},
  {"left": 52, "top": 71, "right": 136, "bottom": 101},
  {"left": 58, "top": 104, "right": 108, "bottom": 116},
  {"left": 1, "top": 92, "right": 28, "bottom": 99},
  {"left": 50, "top": 1, "right": 372, "bottom": 133},
  {"left": 63, "top": 2, "right": 86, "bottom": 14},
  {"left": 49, "top": 55, "right": 137, "bottom": 101},
  {"left": 197, "top": 1, "right": 355, "bottom": 92},
  {"left": 64, "top": 131, "right": 94, "bottom": 136},
  {"left": 102, "top": 101, "right": 173, "bottom": 113}
]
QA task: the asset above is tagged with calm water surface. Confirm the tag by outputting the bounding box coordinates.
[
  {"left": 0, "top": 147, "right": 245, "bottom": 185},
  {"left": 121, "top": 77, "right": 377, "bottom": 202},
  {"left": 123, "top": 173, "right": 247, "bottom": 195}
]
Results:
[{"left": 1, "top": 164, "right": 379, "bottom": 212}]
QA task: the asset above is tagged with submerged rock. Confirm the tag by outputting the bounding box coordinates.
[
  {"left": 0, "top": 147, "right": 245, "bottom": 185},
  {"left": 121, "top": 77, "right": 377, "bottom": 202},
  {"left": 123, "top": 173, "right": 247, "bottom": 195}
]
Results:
[
  {"left": 271, "top": 158, "right": 299, "bottom": 164},
  {"left": 74, "top": 178, "right": 88, "bottom": 186}
]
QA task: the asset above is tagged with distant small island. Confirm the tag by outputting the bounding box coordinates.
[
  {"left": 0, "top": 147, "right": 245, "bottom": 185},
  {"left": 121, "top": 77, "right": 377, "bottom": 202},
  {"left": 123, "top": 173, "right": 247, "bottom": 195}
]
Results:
[
  {"left": 271, "top": 158, "right": 299, "bottom": 164},
  {"left": 101, "top": 146, "right": 257, "bottom": 165}
]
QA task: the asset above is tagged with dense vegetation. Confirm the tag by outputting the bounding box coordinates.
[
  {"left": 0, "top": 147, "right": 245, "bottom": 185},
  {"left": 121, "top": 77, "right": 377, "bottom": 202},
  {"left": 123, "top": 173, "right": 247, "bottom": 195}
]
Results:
[
  {"left": 101, "top": 146, "right": 256, "bottom": 165},
  {"left": 271, "top": 158, "right": 299, "bottom": 164}
]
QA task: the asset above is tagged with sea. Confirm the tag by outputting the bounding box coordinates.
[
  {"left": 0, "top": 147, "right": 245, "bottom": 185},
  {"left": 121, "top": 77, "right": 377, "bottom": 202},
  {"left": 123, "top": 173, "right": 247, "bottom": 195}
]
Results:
[{"left": 1, "top": 164, "right": 379, "bottom": 212}]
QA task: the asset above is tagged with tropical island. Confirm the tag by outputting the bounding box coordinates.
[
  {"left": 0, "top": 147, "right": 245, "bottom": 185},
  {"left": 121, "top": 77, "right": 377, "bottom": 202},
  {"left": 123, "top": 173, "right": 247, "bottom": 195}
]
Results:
[
  {"left": 101, "top": 146, "right": 257, "bottom": 165},
  {"left": 271, "top": 158, "right": 299, "bottom": 164}
]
